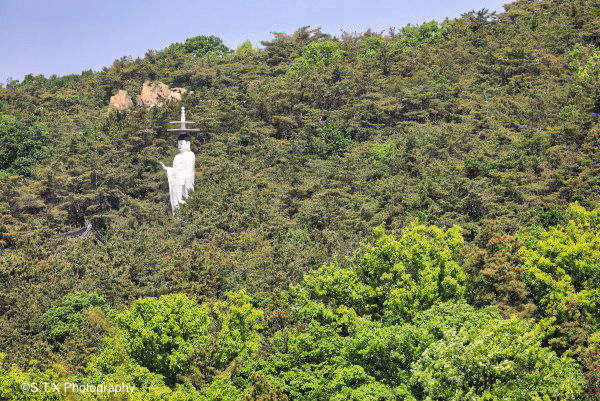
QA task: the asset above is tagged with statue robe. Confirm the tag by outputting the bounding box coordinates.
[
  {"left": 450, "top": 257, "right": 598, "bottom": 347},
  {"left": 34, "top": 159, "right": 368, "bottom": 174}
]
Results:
[{"left": 164, "top": 150, "right": 195, "bottom": 214}]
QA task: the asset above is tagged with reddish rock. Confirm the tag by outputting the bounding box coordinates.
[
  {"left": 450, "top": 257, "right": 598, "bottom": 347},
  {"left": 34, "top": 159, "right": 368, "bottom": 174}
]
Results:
[
  {"left": 108, "top": 89, "right": 133, "bottom": 110},
  {"left": 136, "top": 81, "right": 188, "bottom": 108}
]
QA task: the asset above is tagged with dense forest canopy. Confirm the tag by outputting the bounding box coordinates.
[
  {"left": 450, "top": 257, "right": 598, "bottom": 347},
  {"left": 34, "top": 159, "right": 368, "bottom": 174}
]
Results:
[{"left": 0, "top": 0, "right": 599, "bottom": 399}]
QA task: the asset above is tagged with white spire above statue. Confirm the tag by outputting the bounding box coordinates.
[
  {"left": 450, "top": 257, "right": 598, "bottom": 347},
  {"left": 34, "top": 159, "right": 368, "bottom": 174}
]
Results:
[{"left": 160, "top": 106, "right": 199, "bottom": 215}]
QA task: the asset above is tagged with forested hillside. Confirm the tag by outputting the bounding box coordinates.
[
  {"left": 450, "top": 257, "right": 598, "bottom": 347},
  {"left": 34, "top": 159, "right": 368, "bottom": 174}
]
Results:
[{"left": 0, "top": 0, "right": 599, "bottom": 399}]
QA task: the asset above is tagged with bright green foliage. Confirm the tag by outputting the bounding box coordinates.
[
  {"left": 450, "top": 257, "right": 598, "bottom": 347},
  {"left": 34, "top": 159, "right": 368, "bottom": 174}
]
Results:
[
  {"left": 128, "top": 384, "right": 202, "bottom": 401},
  {"left": 300, "top": 224, "right": 465, "bottom": 322},
  {"left": 211, "top": 290, "right": 264, "bottom": 369},
  {"left": 0, "top": 114, "right": 48, "bottom": 176},
  {"left": 236, "top": 41, "right": 257, "bottom": 57},
  {"left": 362, "top": 224, "right": 465, "bottom": 322},
  {"left": 181, "top": 35, "right": 232, "bottom": 57},
  {"left": 380, "top": 224, "right": 465, "bottom": 321},
  {"left": 0, "top": 354, "right": 66, "bottom": 400},
  {"left": 87, "top": 292, "right": 264, "bottom": 396},
  {"left": 344, "top": 322, "right": 432, "bottom": 387},
  {"left": 518, "top": 203, "right": 600, "bottom": 331},
  {"left": 262, "top": 297, "right": 585, "bottom": 401},
  {"left": 568, "top": 44, "right": 600, "bottom": 87},
  {"left": 410, "top": 305, "right": 584, "bottom": 401},
  {"left": 199, "top": 373, "right": 243, "bottom": 401},
  {"left": 286, "top": 57, "right": 310, "bottom": 77},
  {"left": 360, "top": 37, "right": 387, "bottom": 59},
  {"left": 125, "top": 374, "right": 237, "bottom": 401},
  {"left": 517, "top": 203, "right": 600, "bottom": 398},
  {"left": 393, "top": 20, "right": 452, "bottom": 53},
  {"left": 300, "top": 260, "right": 374, "bottom": 315},
  {"left": 261, "top": 288, "right": 374, "bottom": 399},
  {"left": 255, "top": 225, "right": 467, "bottom": 396},
  {"left": 263, "top": 327, "right": 383, "bottom": 400},
  {"left": 116, "top": 293, "right": 210, "bottom": 383},
  {"left": 259, "top": 227, "right": 471, "bottom": 400},
  {"left": 412, "top": 302, "right": 500, "bottom": 339},
  {"left": 86, "top": 324, "right": 170, "bottom": 389},
  {"left": 288, "top": 41, "right": 342, "bottom": 76},
  {"left": 578, "top": 52, "right": 600, "bottom": 81},
  {"left": 411, "top": 315, "right": 585, "bottom": 401},
  {"left": 301, "top": 41, "right": 342, "bottom": 66},
  {"left": 42, "top": 291, "right": 107, "bottom": 346}
]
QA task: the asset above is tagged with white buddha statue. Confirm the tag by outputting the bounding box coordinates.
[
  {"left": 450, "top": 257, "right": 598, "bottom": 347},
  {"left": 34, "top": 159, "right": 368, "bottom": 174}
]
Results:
[{"left": 160, "top": 134, "right": 195, "bottom": 214}]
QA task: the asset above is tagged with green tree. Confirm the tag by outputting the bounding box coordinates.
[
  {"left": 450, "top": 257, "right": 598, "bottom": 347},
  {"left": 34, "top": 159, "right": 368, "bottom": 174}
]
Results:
[
  {"left": 42, "top": 291, "right": 107, "bottom": 346},
  {"left": 518, "top": 203, "right": 600, "bottom": 332},
  {"left": 182, "top": 35, "right": 232, "bottom": 57},
  {"left": 297, "top": 223, "right": 465, "bottom": 323},
  {"left": 116, "top": 293, "right": 210, "bottom": 384},
  {"left": 411, "top": 310, "right": 586, "bottom": 400},
  {"left": 359, "top": 223, "right": 465, "bottom": 322},
  {"left": 288, "top": 41, "right": 342, "bottom": 76},
  {"left": 236, "top": 41, "right": 257, "bottom": 57},
  {"left": 318, "top": 121, "right": 352, "bottom": 156},
  {"left": 211, "top": 290, "right": 264, "bottom": 371},
  {"left": 242, "top": 372, "right": 288, "bottom": 401},
  {"left": 568, "top": 44, "right": 600, "bottom": 89},
  {"left": 393, "top": 20, "right": 452, "bottom": 53},
  {"left": 462, "top": 220, "right": 535, "bottom": 318},
  {"left": 0, "top": 354, "right": 65, "bottom": 401},
  {"left": 518, "top": 203, "right": 600, "bottom": 397},
  {"left": 0, "top": 114, "right": 48, "bottom": 176}
]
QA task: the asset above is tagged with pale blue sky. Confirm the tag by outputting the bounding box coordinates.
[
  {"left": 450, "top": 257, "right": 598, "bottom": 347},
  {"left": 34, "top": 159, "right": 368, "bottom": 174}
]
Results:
[{"left": 0, "top": 0, "right": 508, "bottom": 84}]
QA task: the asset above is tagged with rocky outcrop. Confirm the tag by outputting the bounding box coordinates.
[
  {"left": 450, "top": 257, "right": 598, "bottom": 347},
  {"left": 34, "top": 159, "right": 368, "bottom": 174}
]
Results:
[
  {"left": 108, "top": 81, "right": 188, "bottom": 112},
  {"left": 136, "top": 81, "right": 188, "bottom": 108},
  {"left": 109, "top": 90, "right": 133, "bottom": 110}
]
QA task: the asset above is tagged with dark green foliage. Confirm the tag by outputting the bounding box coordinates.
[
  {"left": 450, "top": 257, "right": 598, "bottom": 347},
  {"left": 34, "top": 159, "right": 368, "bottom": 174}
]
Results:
[
  {"left": 462, "top": 220, "right": 535, "bottom": 318},
  {"left": 58, "top": 307, "right": 111, "bottom": 375},
  {"left": 243, "top": 372, "right": 289, "bottom": 401},
  {"left": 0, "top": 114, "right": 48, "bottom": 176},
  {"left": 260, "top": 27, "right": 331, "bottom": 67},
  {"left": 534, "top": 203, "right": 568, "bottom": 227},
  {"left": 42, "top": 291, "right": 107, "bottom": 346},
  {"left": 181, "top": 35, "right": 233, "bottom": 57},
  {"left": 318, "top": 121, "right": 352, "bottom": 156}
]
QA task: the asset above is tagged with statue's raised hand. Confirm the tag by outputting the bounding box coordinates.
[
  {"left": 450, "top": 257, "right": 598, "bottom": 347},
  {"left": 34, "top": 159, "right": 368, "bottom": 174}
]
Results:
[{"left": 159, "top": 162, "right": 167, "bottom": 171}]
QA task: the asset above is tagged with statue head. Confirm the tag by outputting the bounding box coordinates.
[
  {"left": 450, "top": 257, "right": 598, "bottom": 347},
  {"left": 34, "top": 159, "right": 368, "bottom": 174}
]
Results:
[{"left": 177, "top": 134, "right": 191, "bottom": 152}]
